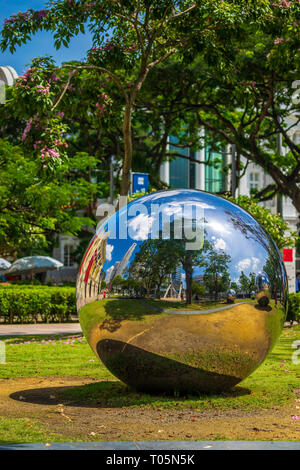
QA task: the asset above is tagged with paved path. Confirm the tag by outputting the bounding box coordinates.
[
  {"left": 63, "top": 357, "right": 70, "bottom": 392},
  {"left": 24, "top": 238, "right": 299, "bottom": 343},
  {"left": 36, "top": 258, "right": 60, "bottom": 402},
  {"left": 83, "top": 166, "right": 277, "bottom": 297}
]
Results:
[
  {"left": 0, "top": 322, "right": 82, "bottom": 337},
  {"left": 141, "top": 299, "right": 256, "bottom": 315},
  {"left": 0, "top": 440, "right": 300, "bottom": 450},
  {"left": 0, "top": 314, "right": 297, "bottom": 337},
  {"left": 164, "top": 302, "right": 254, "bottom": 315}
]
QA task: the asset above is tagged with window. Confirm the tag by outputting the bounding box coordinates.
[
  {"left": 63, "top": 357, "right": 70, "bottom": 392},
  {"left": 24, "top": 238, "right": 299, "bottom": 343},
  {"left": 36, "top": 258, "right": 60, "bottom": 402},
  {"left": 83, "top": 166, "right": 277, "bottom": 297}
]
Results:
[
  {"left": 64, "top": 244, "right": 75, "bottom": 267},
  {"left": 249, "top": 172, "right": 260, "bottom": 191},
  {"left": 205, "top": 148, "right": 226, "bottom": 193}
]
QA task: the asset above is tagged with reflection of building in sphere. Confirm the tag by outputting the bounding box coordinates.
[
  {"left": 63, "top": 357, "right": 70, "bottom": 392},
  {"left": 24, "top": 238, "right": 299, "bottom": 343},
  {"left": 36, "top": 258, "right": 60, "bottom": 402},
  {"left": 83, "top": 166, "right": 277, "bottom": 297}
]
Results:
[
  {"left": 76, "top": 229, "right": 108, "bottom": 309},
  {"left": 116, "top": 243, "right": 137, "bottom": 277},
  {"left": 172, "top": 265, "right": 182, "bottom": 291},
  {"left": 106, "top": 243, "right": 137, "bottom": 289},
  {"left": 108, "top": 262, "right": 120, "bottom": 284}
]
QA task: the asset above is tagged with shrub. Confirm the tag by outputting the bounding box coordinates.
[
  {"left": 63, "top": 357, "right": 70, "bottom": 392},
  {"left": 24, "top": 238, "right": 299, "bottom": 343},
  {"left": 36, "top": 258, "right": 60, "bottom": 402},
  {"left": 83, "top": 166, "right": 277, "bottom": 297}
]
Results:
[
  {"left": 0, "top": 286, "right": 76, "bottom": 323},
  {"left": 287, "top": 293, "right": 300, "bottom": 323}
]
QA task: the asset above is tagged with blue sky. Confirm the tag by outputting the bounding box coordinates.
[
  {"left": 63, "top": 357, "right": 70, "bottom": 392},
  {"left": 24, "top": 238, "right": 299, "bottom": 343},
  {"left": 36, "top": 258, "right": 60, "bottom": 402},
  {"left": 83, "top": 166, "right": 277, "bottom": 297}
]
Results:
[{"left": 0, "top": 1, "right": 92, "bottom": 74}]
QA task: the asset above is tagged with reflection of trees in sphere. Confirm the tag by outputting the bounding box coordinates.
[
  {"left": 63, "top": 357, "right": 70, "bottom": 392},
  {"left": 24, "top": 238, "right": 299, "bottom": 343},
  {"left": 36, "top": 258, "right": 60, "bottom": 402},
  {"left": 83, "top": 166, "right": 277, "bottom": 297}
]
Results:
[{"left": 77, "top": 190, "right": 287, "bottom": 394}]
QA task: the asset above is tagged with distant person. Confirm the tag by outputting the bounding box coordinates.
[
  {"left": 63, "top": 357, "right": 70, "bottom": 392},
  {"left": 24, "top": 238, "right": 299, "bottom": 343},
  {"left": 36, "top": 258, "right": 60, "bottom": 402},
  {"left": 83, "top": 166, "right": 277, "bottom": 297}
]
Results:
[{"left": 103, "top": 290, "right": 106, "bottom": 299}]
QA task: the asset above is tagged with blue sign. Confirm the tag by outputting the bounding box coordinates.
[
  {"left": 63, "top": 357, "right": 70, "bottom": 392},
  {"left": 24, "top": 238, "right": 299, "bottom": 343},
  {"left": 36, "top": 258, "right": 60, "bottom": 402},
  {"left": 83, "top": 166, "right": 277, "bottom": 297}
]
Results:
[{"left": 131, "top": 172, "right": 149, "bottom": 194}]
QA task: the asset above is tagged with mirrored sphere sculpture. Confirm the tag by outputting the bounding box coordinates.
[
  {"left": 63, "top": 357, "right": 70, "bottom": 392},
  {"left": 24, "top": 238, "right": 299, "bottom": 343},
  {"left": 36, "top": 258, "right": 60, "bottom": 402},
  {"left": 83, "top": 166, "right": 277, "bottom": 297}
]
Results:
[
  {"left": 227, "top": 289, "right": 236, "bottom": 304},
  {"left": 77, "top": 190, "right": 287, "bottom": 394},
  {"left": 255, "top": 272, "right": 271, "bottom": 307}
]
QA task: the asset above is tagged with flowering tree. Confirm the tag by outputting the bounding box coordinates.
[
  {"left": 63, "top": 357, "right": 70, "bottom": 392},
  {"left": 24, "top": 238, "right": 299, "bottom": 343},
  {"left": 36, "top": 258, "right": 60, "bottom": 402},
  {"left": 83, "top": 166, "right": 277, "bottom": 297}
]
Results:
[
  {"left": 1, "top": 0, "right": 271, "bottom": 195},
  {"left": 0, "top": 138, "right": 98, "bottom": 257}
]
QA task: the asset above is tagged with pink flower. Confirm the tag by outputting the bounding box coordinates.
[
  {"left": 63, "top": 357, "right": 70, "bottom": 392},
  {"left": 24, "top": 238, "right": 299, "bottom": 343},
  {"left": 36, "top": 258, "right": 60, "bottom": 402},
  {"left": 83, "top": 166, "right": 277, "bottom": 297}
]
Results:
[
  {"left": 48, "top": 149, "right": 60, "bottom": 158},
  {"left": 51, "top": 73, "right": 60, "bottom": 82},
  {"left": 292, "top": 415, "right": 300, "bottom": 420},
  {"left": 274, "top": 38, "right": 284, "bottom": 45},
  {"left": 279, "top": 0, "right": 292, "bottom": 7}
]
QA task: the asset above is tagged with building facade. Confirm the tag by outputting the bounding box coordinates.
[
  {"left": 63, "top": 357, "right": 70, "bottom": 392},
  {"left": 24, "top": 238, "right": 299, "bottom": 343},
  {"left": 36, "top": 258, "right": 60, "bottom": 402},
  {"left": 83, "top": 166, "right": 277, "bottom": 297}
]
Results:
[{"left": 160, "top": 128, "right": 300, "bottom": 291}]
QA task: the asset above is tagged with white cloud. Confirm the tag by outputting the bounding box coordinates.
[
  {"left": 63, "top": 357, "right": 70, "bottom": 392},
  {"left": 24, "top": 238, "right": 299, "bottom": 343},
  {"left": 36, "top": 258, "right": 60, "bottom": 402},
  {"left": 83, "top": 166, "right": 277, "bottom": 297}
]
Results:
[
  {"left": 105, "top": 244, "right": 114, "bottom": 262},
  {"left": 214, "top": 238, "right": 227, "bottom": 251},
  {"left": 128, "top": 213, "right": 154, "bottom": 240},
  {"left": 236, "top": 258, "right": 251, "bottom": 272},
  {"left": 252, "top": 257, "right": 260, "bottom": 270},
  {"left": 236, "top": 256, "right": 261, "bottom": 273},
  {"left": 206, "top": 221, "right": 231, "bottom": 235}
]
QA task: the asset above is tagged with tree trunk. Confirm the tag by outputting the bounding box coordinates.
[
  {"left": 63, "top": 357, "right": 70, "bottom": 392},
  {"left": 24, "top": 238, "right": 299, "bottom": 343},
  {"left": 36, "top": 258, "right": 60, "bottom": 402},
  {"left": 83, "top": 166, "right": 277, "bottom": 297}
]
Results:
[
  {"left": 120, "top": 100, "right": 133, "bottom": 196},
  {"left": 291, "top": 187, "right": 300, "bottom": 215}
]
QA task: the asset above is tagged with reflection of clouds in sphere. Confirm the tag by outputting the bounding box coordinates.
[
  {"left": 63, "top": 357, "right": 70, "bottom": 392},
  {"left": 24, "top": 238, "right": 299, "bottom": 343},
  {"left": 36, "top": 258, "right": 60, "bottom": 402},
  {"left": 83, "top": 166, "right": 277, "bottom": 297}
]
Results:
[
  {"left": 214, "top": 238, "right": 227, "bottom": 251},
  {"left": 128, "top": 213, "right": 154, "bottom": 240},
  {"left": 252, "top": 257, "right": 260, "bottom": 270},
  {"left": 236, "top": 257, "right": 262, "bottom": 273},
  {"left": 236, "top": 258, "right": 251, "bottom": 272},
  {"left": 106, "top": 244, "right": 114, "bottom": 261},
  {"left": 206, "top": 220, "right": 231, "bottom": 235}
]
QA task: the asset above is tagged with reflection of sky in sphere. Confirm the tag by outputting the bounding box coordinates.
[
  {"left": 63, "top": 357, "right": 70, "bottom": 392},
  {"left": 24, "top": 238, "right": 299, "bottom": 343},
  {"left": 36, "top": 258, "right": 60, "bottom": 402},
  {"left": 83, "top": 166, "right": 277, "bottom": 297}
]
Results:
[{"left": 96, "top": 190, "right": 278, "bottom": 285}]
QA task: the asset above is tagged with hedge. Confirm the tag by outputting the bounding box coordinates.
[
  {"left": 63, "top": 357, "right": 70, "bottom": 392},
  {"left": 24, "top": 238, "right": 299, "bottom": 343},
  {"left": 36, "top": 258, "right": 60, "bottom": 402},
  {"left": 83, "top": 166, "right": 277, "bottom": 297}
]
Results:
[
  {"left": 0, "top": 286, "right": 76, "bottom": 323},
  {"left": 287, "top": 293, "right": 300, "bottom": 323},
  {"left": 0, "top": 285, "right": 299, "bottom": 324}
]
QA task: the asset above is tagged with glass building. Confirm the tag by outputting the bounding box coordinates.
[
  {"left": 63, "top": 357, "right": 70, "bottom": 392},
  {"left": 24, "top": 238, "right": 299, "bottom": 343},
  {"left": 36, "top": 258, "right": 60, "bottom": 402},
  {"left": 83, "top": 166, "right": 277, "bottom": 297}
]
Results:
[{"left": 161, "top": 132, "right": 227, "bottom": 194}]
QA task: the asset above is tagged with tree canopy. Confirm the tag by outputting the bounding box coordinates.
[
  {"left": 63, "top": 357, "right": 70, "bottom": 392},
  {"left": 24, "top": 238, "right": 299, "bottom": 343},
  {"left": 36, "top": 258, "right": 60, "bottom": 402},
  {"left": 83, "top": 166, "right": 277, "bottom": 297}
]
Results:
[
  {"left": 0, "top": 138, "right": 97, "bottom": 257},
  {"left": 1, "top": 0, "right": 273, "bottom": 195}
]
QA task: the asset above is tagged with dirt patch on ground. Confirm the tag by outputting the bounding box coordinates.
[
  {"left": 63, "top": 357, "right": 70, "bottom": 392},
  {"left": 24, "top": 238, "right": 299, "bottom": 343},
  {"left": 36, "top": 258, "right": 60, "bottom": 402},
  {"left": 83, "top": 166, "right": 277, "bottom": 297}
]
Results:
[{"left": 1, "top": 376, "right": 300, "bottom": 441}]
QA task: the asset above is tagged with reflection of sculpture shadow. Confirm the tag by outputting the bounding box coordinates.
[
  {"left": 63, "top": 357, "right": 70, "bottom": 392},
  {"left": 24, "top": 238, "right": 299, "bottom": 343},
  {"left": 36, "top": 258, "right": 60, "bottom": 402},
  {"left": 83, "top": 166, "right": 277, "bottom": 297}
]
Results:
[
  {"left": 100, "top": 299, "right": 162, "bottom": 333},
  {"left": 97, "top": 339, "right": 247, "bottom": 395},
  {"left": 254, "top": 304, "right": 272, "bottom": 313}
]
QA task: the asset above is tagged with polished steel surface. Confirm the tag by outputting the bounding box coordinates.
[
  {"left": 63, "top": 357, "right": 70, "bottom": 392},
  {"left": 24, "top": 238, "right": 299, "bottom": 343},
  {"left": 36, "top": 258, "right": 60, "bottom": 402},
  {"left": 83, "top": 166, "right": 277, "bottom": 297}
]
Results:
[{"left": 77, "top": 190, "right": 287, "bottom": 394}]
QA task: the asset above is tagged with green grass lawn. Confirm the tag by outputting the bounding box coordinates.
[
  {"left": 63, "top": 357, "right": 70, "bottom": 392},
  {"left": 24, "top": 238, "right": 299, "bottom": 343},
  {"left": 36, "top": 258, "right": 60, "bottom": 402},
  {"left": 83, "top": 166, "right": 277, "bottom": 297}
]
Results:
[
  {"left": 0, "top": 326, "right": 299, "bottom": 444},
  {"left": 0, "top": 417, "right": 77, "bottom": 444},
  {"left": 0, "top": 325, "right": 299, "bottom": 412},
  {"left": 0, "top": 334, "right": 112, "bottom": 379}
]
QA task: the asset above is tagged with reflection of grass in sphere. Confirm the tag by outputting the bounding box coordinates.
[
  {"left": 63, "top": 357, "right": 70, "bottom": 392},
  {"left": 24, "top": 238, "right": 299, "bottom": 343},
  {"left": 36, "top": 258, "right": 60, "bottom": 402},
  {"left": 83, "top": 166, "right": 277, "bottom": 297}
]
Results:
[{"left": 79, "top": 298, "right": 285, "bottom": 394}]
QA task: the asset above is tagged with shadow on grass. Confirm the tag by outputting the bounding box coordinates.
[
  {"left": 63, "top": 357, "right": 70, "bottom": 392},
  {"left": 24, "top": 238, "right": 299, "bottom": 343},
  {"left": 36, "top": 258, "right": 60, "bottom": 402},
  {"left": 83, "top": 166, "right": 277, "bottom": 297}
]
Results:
[{"left": 10, "top": 380, "right": 251, "bottom": 409}]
